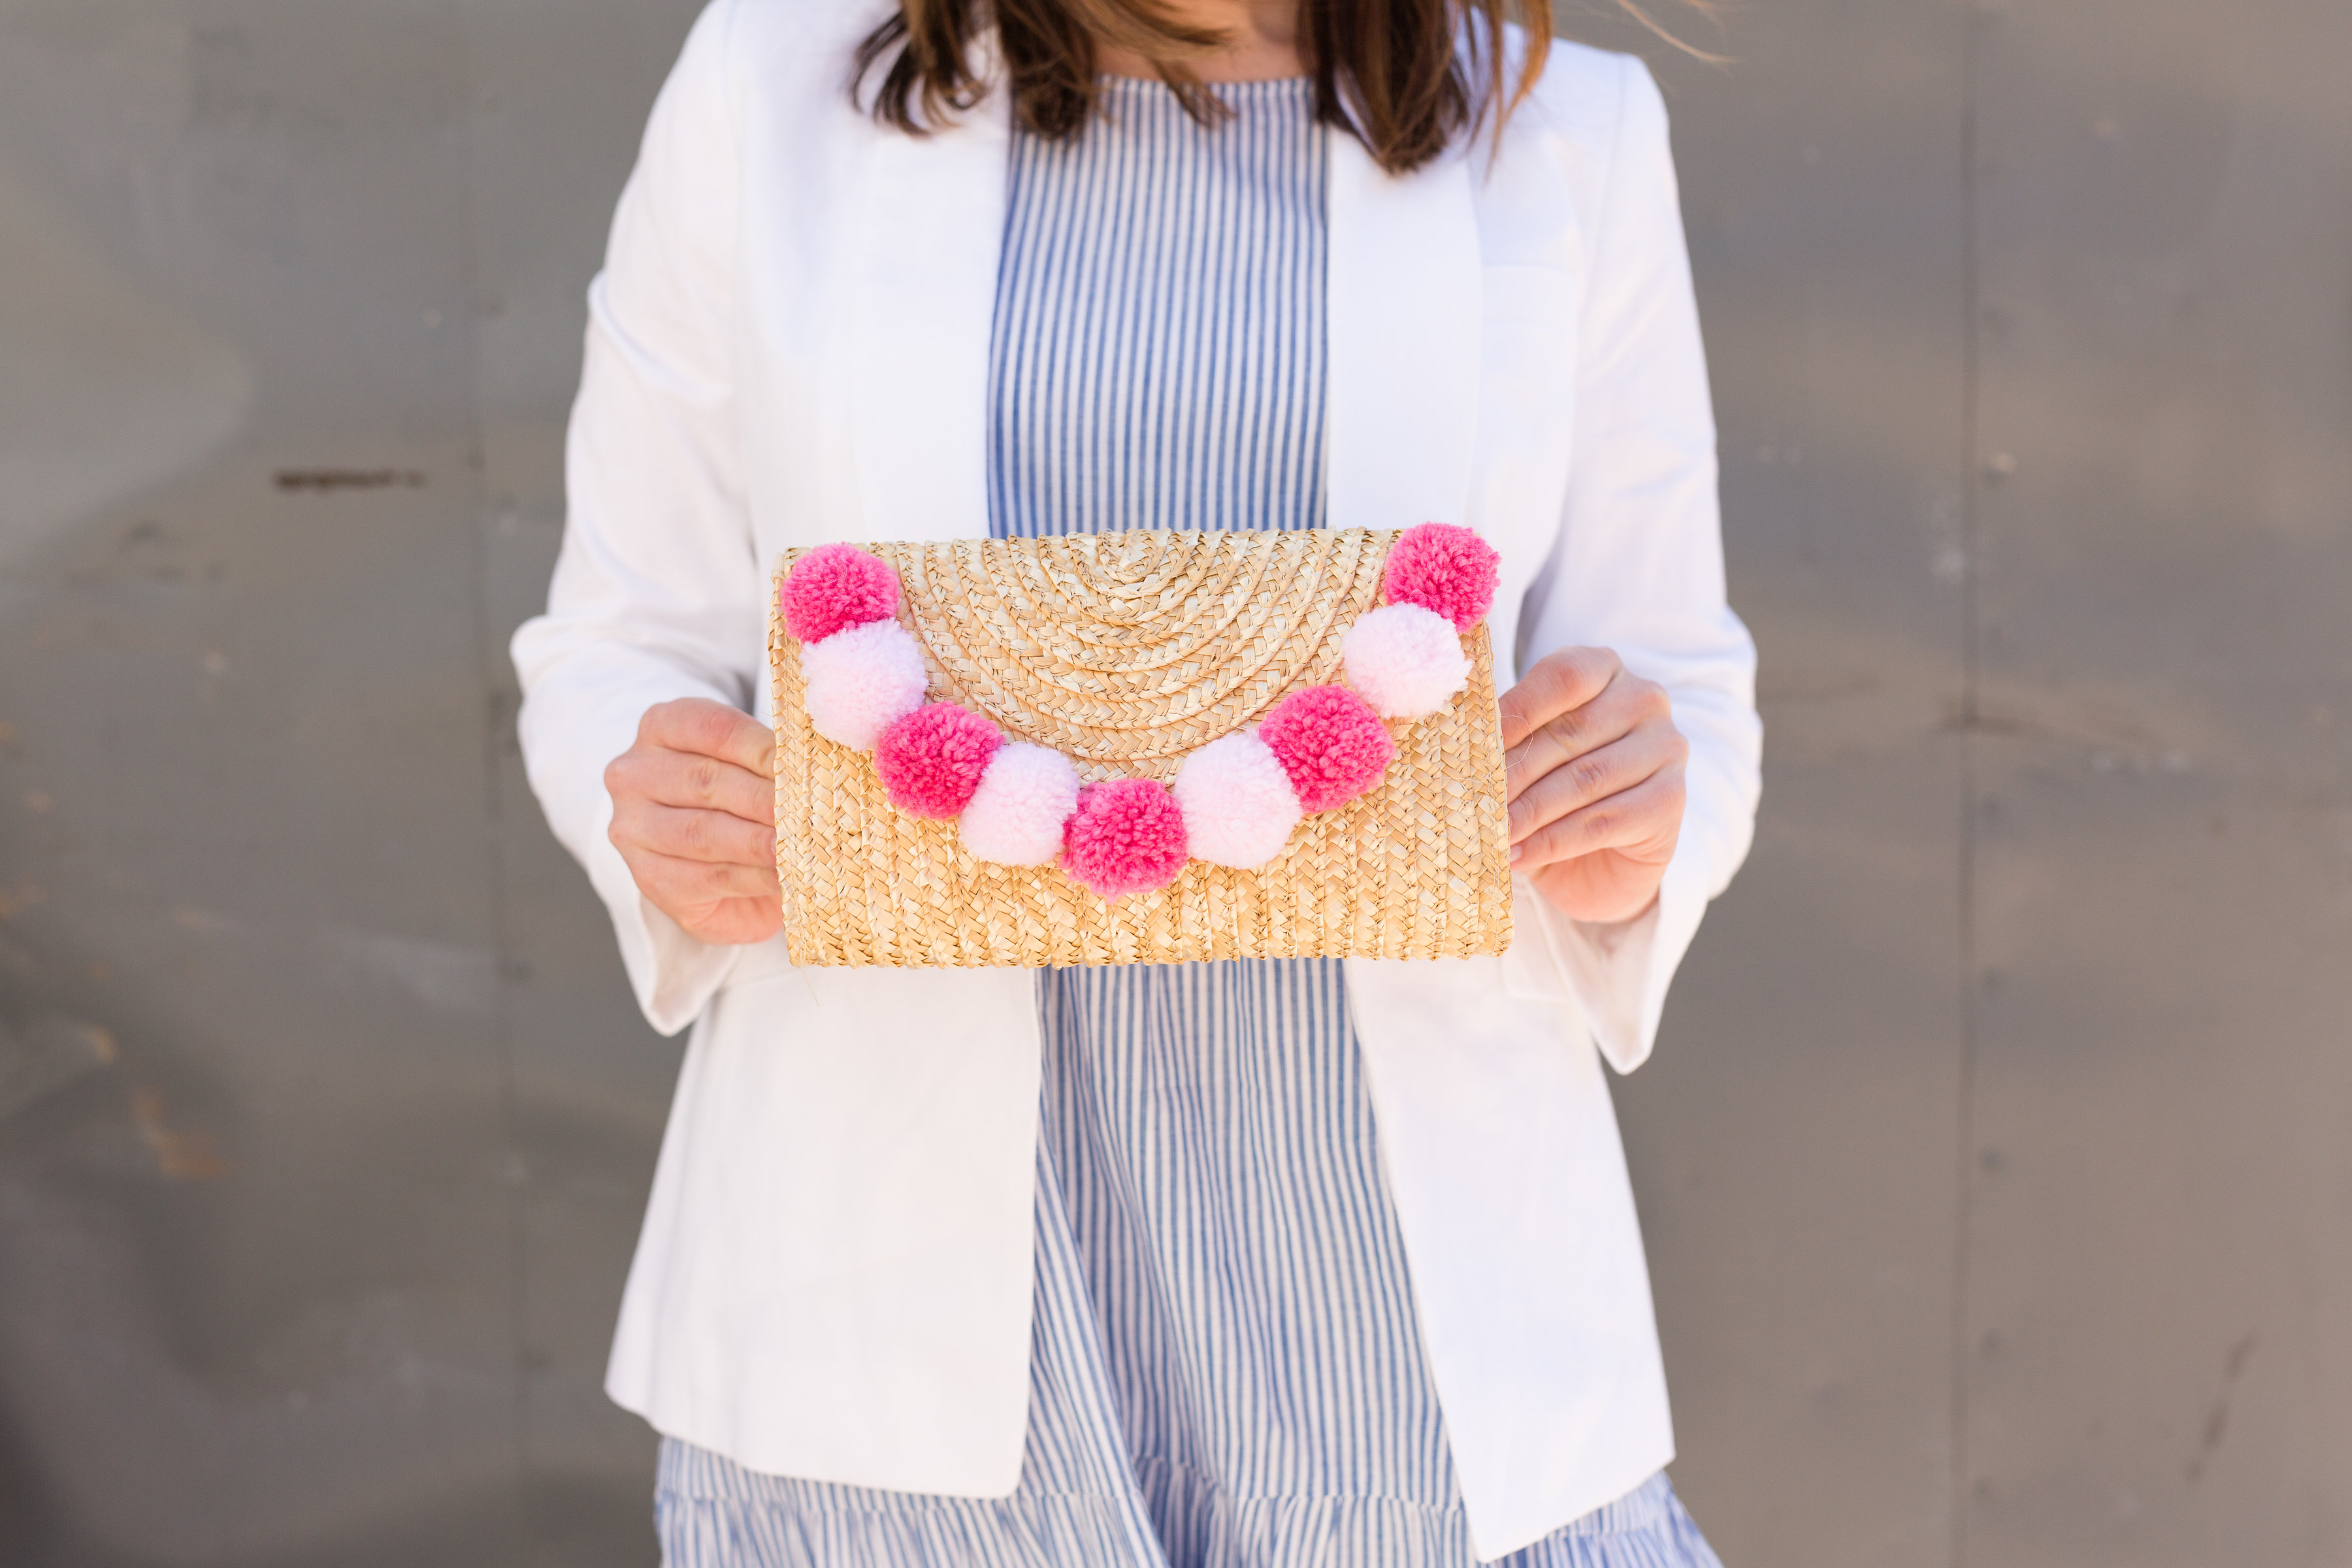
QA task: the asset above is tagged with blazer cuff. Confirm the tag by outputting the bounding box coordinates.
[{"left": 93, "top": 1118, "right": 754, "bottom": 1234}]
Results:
[
  {"left": 1502, "top": 836, "right": 1714, "bottom": 1075},
  {"left": 578, "top": 781, "right": 747, "bottom": 1036}
]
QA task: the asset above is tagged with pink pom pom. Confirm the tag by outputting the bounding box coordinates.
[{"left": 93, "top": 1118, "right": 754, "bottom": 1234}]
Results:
[
  {"left": 781, "top": 544, "right": 900, "bottom": 644},
  {"left": 1060, "top": 779, "right": 1189, "bottom": 899},
  {"left": 960, "top": 743, "right": 1083, "bottom": 866},
  {"left": 1173, "top": 732, "right": 1301, "bottom": 870},
  {"left": 1341, "top": 602, "right": 1471, "bottom": 719},
  {"left": 1257, "top": 685, "right": 1396, "bottom": 814},
  {"left": 875, "top": 703, "right": 1001, "bottom": 820},
  {"left": 1382, "top": 523, "right": 1499, "bottom": 632},
  {"left": 801, "top": 619, "right": 928, "bottom": 749}
]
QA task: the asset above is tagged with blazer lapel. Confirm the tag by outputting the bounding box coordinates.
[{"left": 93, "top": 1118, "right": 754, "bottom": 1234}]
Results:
[
  {"left": 1326, "top": 132, "right": 1482, "bottom": 533},
  {"left": 847, "top": 80, "right": 1482, "bottom": 546},
  {"left": 847, "top": 86, "right": 1011, "bottom": 546}
]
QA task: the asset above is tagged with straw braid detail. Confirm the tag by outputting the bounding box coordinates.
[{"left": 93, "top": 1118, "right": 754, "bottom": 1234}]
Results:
[{"left": 781, "top": 525, "right": 1499, "bottom": 902}]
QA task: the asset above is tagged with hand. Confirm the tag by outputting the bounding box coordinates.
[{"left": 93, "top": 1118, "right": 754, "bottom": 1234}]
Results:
[
  {"left": 604, "top": 698, "right": 782, "bottom": 945},
  {"left": 1497, "top": 647, "right": 1688, "bottom": 925}
]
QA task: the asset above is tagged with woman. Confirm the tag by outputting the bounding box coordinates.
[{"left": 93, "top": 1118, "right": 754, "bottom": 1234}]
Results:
[{"left": 512, "top": 0, "right": 1760, "bottom": 1562}]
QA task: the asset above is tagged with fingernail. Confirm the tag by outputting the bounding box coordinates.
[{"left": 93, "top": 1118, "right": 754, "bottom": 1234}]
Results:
[{"left": 1508, "top": 843, "right": 1522, "bottom": 864}]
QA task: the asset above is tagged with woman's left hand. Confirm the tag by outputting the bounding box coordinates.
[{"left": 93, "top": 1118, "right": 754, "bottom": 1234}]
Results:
[{"left": 1497, "top": 647, "right": 1689, "bottom": 924}]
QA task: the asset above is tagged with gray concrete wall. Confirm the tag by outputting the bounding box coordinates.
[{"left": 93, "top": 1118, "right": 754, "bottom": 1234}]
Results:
[{"left": 0, "top": 2, "right": 2343, "bottom": 1564}]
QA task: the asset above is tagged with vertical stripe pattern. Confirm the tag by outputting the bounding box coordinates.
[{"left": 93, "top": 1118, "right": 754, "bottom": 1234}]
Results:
[
  {"left": 1039, "top": 960, "right": 1445, "bottom": 1521},
  {"left": 656, "top": 76, "right": 1722, "bottom": 1568},
  {"left": 988, "top": 77, "right": 1328, "bottom": 539}
]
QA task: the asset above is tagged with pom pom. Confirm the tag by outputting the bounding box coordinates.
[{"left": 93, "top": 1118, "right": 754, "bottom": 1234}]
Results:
[
  {"left": 801, "top": 619, "right": 928, "bottom": 750},
  {"left": 781, "top": 543, "right": 900, "bottom": 644},
  {"left": 960, "top": 743, "right": 1083, "bottom": 866},
  {"left": 1382, "top": 523, "right": 1499, "bottom": 632},
  {"left": 1060, "top": 779, "right": 1189, "bottom": 899},
  {"left": 1257, "top": 685, "right": 1396, "bottom": 814},
  {"left": 1173, "top": 732, "right": 1302, "bottom": 869},
  {"left": 875, "top": 704, "right": 1001, "bottom": 820},
  {"left": 1341, "top": 602, "right": 1471, "bottom": 719}
]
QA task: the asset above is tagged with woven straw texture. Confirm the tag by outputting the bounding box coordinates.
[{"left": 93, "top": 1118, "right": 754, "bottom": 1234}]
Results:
[{"left": 769, "top": 529, "right": 1512, "bottom": 968}]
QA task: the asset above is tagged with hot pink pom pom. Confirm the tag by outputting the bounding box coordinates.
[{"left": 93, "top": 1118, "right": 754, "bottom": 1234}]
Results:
[
  {"left": 1257, "top": 685, "right": 1396, "bottom": 814},
  {"left": 1341, "top": 602, "right": 1471, "bottom": 719},
  {"left": 1173, "top": 732, "right": 1301, "bottom": 870},
  {"left": 1060, "top": 779, "right": 1189, "bottom": 900},
  {"left": 781, "top": 543, "right": 900, "bottom": 644},
  {"left": 960, "top": 743, "right": 1083, "bottom": 866},
  {"left": 1382, "top": 523, "right": 1499, "bottom": 632},
  {"left": 875, "top": 703, "right": 1001, "bottom": 820},
  {"left": 801, "top": 619, "right": 928, "bottom": 750}
]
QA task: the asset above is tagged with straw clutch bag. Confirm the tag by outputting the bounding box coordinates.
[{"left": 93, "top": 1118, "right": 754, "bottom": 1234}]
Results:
[{"left": 768, "top": 526, "right": 1513, "bottom": 968}]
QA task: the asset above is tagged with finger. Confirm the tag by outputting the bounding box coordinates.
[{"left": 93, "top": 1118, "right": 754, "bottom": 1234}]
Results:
[
  {"left": 1507, "top": 723, "right": 1685, "bottom": 845},
  {"left": 1504, "top": 672, "right": 1654, "bottom": 803},
  {"left": 610, "top": 743, "right": 776, "bottom": 825},
  {"left": 1496, "top": 647, "right": 1621, "bottom": 752},
  {"left": 639, "top": 697, "right": 777, "bottom": 780},
  {"left": 612, "top": 799, "right": 777, "bottom": 868},
  {"left": 1509, "top": 766, "right": 1686, "bottom": 874},
  {"left": 679, "top": 897, "right": 785, "bottom": 948},
  {"left": 617, "top": 845, "right": 781, "bottom": 906}
]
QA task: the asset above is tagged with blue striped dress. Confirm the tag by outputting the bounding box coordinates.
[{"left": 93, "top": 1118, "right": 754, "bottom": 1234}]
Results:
[{"left": 657, "top": 76, "right": 1723, "bottom": 1568}]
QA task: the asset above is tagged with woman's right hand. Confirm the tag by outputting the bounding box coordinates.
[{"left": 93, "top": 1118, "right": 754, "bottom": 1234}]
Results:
[{"left": 604, "top": 698, "right": 783, "bottom": 945}]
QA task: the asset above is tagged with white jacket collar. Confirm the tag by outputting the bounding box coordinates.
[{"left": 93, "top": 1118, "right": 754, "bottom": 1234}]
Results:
[{"left": 845, "top": 72, "right": 1481, "bottom": 544}]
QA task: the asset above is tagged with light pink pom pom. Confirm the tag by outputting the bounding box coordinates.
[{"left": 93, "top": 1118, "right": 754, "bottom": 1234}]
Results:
[
  {"left": 960, "top": 743, "right": 1082, "bottom": 866},
  {"left": 801, "top": 619, "right": 928, "bottom": 750},
  {"left": 1173, "top": 732, "right": 1301, "bottom": 870},
  {"left": 875, "top": 704, "right": 1001, "bottom": 820},
  {"left": 1257, "top": 685, "right": 1396, "bottom": 814},
  {"left": 1341, "top": 602, "right": 1471, "bottom": 719},
  {"left": 1060, "top": 779, "right": 1189, "bottom": 900},
  {"left": 1382, "top": 523, "right": 1499, "bottom": 632},
  {"left": 781, "top": 543, "right": 900, "bottom": 644}
]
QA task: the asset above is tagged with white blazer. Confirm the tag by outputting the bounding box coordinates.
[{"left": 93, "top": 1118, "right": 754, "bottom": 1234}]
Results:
[{"left": 512, "top": 0, "right": 1761, "bottom": 1556}]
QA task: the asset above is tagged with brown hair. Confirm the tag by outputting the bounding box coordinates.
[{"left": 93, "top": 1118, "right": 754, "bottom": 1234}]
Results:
[{"left": 853, "top": 0, "right": 1558, "bottom": 176}]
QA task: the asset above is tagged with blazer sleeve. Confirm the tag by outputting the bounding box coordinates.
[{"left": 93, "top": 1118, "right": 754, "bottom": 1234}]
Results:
[
  {"left": 509, "top": 0, "right": 764, "bottom": 1036},
  {"left": 1514, "top": 55, "right": 1763, "bottom": 1073}
]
